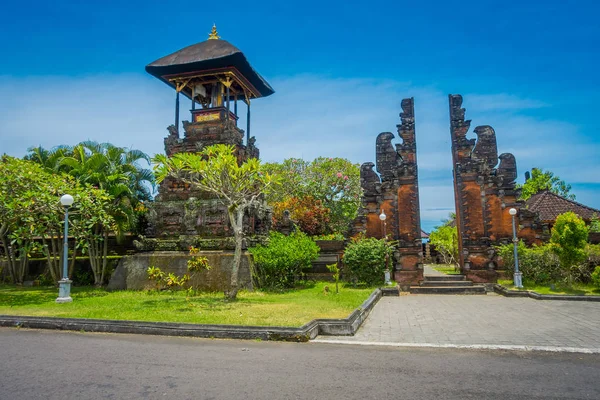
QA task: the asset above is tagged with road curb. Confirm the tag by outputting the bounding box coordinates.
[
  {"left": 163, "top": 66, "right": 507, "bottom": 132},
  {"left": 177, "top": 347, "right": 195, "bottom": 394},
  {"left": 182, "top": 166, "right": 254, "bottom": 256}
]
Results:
[
  {"left": 311, "top": 339, "right": 600, "bottom": 354},
  {"left": 0, "top": 288, "right": 385, "bottom": 342},
  {"left": 493, "top": 284, "right": 600, "bottom": 301}
]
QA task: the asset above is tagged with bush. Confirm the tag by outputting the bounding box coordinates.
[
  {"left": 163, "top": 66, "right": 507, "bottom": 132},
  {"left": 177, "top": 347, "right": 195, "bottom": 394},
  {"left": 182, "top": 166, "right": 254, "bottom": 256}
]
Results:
[
  {"left": 591, "top": 266, "right": 600, "bottom": 289},
  {"left": 343, "top": 236, "right": 392, "bottom": 285},
  {"left": 497, "top": 241, "right": 597, "bottom": 285},
  {"left": 249, "top": 231, "right": 320, "bottom": 289},
  {"left": 497, "top": 242, "right": 562, "bottom": 284}
]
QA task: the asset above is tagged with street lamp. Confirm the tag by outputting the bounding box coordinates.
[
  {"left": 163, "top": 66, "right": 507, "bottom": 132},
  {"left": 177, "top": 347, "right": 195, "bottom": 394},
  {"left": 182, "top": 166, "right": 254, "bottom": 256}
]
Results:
[
  {"left": 56, "top": 194, "right": 74, "bottom": 303},
  {"left": 509, "top": 208, "right": 523, "bottom": 288},
  {"left": 379, "top": 210, "right": 391, "bottom": 285}
]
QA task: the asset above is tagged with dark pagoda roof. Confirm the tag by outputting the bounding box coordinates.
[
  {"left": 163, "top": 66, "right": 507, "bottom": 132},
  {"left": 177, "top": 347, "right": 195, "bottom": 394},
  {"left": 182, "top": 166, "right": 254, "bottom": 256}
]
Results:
[
  {"left": 145, "top": 39, "right": 274, "bottom": 98},
  {"left": 525, "top": 190, "right": 600, "bottom": 222}
]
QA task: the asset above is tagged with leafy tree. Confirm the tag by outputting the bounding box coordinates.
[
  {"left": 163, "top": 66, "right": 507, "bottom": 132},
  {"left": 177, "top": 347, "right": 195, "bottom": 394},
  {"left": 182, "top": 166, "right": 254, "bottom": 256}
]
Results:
[
  {"left": 271, "top": 196, "right": 331, "bottom": 236},
  {"left": 429, "top": 225, "right": 459, "bottom": 266},
  {"left": 27, "top": 142, "right": 153, "bottom": 285},
  {"left": 154, "top": 144, "right": 277, "bottom": 300},
  {"left": 263, "top": 157, "right": 361, "bottom": 234},
  {"left": 517, "top": 168, "right": 575, "bottom": 201},
  {"left": 0, "top": 156, "right": 113, "bottom": 284},
  {"left": 550, "top": 212, "right": 589, "bottom": 284}
]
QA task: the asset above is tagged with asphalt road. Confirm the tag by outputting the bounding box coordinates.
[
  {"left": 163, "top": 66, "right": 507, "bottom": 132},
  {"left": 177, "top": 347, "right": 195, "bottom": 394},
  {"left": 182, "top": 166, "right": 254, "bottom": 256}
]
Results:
[{"left": 1, "top": 328, "right": 599, "bottom": 400}]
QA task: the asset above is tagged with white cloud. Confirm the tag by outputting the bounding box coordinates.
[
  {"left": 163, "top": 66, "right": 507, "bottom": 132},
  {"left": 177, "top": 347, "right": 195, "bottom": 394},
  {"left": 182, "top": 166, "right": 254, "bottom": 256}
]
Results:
[{"left": 1, "top": 74, "right": 598, "bottom": 223}]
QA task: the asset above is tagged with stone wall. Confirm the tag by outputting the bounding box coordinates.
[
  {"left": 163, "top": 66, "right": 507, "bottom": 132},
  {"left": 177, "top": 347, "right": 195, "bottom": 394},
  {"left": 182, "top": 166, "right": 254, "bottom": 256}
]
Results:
[{"left": 107, "top": 251, "right": 253, "bottom": 292}]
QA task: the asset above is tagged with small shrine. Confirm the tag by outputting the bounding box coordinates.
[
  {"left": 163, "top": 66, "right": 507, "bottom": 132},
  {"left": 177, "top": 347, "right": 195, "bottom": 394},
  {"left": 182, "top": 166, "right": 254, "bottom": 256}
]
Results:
[{"left": 142, "top": 25, "right": 274, "bottom": 249}]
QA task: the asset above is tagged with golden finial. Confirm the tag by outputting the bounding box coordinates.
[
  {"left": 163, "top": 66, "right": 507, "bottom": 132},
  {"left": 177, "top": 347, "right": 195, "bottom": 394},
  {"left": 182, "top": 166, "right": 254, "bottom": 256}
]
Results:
[{"left": 208, "top": 24, "right": 220, "bottom": 40}]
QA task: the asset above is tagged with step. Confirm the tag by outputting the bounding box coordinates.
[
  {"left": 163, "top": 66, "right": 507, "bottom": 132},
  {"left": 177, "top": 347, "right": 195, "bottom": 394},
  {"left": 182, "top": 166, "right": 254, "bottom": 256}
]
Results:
[
  {"left": 409, "top": 285, "right": 487, "bottom": 295},
  {"left": 420, "top": 280, "right": 473, "bottom": 287},
  {"left": 422, "top": 275, "right": 466, "bottom": 281}
]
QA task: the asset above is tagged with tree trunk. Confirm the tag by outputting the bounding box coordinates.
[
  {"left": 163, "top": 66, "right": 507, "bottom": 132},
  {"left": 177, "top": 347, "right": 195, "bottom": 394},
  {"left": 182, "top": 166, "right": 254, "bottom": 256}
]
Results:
[
  {"left": 99, "top": 229, "right": 109, "bottom": 286},
  {"left": 0, "top": 224, "right": 17, "bottom": 284},
  {"left": 226, "top": 206, "right": 246, "bottom": 300}
]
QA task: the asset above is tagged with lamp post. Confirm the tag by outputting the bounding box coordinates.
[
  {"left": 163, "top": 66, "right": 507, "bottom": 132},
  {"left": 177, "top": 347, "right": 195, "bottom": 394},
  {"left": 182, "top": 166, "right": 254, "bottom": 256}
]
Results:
[
  {"left": 56, "top": 194, "right": 74, "bottom": 303},
  {"left": 509, "top": 208, "right": 523, "bottom": 288},
  {"left": 379, "top": 210, "right": 391, "bottom": 285}
]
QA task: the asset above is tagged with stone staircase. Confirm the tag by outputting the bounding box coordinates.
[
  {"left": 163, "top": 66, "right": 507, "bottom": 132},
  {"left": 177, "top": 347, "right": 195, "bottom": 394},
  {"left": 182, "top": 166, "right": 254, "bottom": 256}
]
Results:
[{"left": 409, "top": 274, "right": 487, "bottom": 295}]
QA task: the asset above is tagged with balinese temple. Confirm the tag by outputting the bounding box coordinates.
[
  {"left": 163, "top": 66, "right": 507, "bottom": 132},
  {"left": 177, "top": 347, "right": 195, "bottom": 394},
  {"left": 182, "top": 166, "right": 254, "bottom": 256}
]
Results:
[{"left": 142, "top": 26, "right": 274, "bottom": 243}]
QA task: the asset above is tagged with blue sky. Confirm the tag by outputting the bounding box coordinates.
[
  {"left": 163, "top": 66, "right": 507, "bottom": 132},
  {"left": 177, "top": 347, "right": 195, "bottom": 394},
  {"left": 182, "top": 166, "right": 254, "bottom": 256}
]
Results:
[{"left": 1, "top": 0, "right": 599, "bottom": 232}]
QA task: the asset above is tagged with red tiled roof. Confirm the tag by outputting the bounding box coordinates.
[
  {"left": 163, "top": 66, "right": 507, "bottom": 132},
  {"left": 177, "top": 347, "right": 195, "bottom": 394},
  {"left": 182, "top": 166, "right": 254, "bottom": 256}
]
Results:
[
  {"left": 421, "top": 230, "right": 430, "bottom": 239},
  {"left": 525, "top": 190, "right": 600, "bottom": 222}
]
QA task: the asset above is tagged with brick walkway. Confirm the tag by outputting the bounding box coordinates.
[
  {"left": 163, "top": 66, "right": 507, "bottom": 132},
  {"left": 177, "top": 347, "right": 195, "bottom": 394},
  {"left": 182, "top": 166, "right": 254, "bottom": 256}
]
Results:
[{"left": 314, "top": 294, "right": 600, "bottom": 352}]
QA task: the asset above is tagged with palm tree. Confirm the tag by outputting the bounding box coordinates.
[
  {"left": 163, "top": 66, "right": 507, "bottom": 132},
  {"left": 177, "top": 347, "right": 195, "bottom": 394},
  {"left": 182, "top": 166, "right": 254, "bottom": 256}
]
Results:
[{"left": 26, "top": 142, "right": 154, "bottom": 285}]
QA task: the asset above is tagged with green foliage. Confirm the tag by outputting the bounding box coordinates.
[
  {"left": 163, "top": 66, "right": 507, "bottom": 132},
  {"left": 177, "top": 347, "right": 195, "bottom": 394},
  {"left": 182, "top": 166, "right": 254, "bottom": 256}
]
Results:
[
  {"left": 550, "top": 212, "right": 589, "bottom": 273},
  {"left": 342, "top": 235, "right": 392, "bottom": 285},
  {"left": 591, "top": 266, "right": 600, "bottom": 289},
  {"left": 428, "top": 224, "right": 459, "bottom": 266},
  {"left": 187, "top": 246, "right": 211, "bottom": 273},
  {"left": 154, "top": 144, "right": 277, "bottom": 300},
  {"left": 26, "top": 142, "right": 154, "bottom": 286},
  {"left": 0, "top": 156, "right": 114, "bottom": 284},
  {"left": 313, "top": 233, "right": 345, "bottom": 241},
  {"left": 146, "top": 266, "right": 189, "bottom": 291},
  {"left": 517, "top": 168, "right": 574, "bottom": 201},
  {"left": 249, "top": 231, "right": 320, "bottom": 289},
  {"left": 497, "top": 242, "right": 563, "bottom": 284},
  {"left": 589, "top": 214, "right": 600, "bottom": 233},
  {"left": 326, "top": 263, "right": 340, "bottom": 294},
  {"left": 263, "top": 157, "right": 361, "bottom": 234}
]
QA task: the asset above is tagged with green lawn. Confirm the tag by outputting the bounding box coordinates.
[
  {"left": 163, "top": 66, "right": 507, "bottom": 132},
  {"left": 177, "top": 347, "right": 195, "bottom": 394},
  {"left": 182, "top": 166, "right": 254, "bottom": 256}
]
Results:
[
  {"left": 498, "top": 280, "right": 600, "bottom": 296},
  {"left": 0, "top": 282, "right": 375, "bottom": 327},
  {"left": 432, "top": 264, "right": 462, "bottom": 275}
]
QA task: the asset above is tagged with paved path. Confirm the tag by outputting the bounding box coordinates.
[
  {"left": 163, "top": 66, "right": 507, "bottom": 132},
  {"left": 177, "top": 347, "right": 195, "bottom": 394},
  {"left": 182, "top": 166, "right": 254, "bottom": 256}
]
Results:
[
  {"left": 423, "top": 264, "right": 446, "bottom": 276},
  {"left": 315, "top": 294, "right": 600, "bottom": 352}
]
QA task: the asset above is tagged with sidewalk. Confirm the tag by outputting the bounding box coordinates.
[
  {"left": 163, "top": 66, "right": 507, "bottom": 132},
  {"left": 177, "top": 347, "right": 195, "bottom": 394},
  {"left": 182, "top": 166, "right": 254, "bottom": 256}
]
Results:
[{"left": 313, "top": 293, "right": 600, "bottom": 353}]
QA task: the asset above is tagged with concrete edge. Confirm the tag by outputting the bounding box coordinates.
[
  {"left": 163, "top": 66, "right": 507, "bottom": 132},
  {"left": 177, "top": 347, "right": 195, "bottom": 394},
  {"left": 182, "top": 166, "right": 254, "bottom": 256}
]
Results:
[
  {"left": 493, "top": 284, "right": 600, "bottom": 302},
  {"left": 310, "top": 339, "right": 600, "bottom": 354},
  {"left": 0, "top": 288, "right": 384, "bottom": 342}
]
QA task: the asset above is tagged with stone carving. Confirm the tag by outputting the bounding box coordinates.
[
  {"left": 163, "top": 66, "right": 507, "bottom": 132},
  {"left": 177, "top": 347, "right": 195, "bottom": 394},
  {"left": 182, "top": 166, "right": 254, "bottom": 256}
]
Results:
[
  {"left": 354, "top": 98, "right": 422, "bottom": 285},
  {"left": 449, "top": 94, "right": 524, "bottom": 282},
  {"left": 147, "top": 111, "right": 271, "bottom": 249},
  {"left": 472, "top": 125, "right": 498, "bottom": 170},
  {"left": 496, "top": 153, "right": 517, "bottom": 187},
  {"left": 360, "top": 162, "right": 381, "bottom": 197}
]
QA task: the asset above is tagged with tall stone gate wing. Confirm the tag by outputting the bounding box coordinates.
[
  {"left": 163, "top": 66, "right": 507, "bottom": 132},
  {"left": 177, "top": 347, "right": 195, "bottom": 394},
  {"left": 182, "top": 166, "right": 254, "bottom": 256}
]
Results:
[{"left": 354, "top": 98, "right": 423, "bottom": 286}]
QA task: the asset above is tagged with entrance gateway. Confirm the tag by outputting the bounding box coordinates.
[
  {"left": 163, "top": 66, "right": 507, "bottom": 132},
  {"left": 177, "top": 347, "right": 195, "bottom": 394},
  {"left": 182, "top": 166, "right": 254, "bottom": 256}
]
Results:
[{"left": 124, "top": 26, "right": 549, "bottom": 291}]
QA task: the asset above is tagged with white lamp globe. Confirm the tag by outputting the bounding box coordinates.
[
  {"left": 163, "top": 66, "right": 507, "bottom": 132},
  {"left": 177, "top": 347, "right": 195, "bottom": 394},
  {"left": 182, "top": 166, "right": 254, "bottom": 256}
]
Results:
[
  {"left": 509, "top": 208, "right": 517, "bottom": 216},
  {"left": 60, "top": 194, "right": 74, "bottom": 207},
  {"left": 379, "top": 210, "right": 387, "bottom": 221}
]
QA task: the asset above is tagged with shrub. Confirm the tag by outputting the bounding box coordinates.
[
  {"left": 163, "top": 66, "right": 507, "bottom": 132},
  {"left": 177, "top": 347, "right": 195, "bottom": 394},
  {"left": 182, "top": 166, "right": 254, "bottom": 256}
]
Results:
[
  {"left": 497, "top": 241, "right": 597, "bottom": 285},
  {"left": 249, "top": 231, "right": 320, "bottom": 289},
  {"left": 496, "top": 242, "right": 562, "bottom": 284},
  {"left": 591, "top": 266, "right": 600, "bottom": 289},
  {"left": 343, "top": 235, "right": 393, "bottom": 285}
]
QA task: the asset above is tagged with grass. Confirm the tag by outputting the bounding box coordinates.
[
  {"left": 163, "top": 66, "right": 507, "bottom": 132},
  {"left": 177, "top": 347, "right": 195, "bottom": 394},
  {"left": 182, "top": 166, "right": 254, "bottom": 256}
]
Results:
[
  {"left": 498, "top": 280, "right": 600, "bottom": 296},
  {"left": 432, "top": 264, "right": 462, "bottom": 275},
  {"left": 0, "top": 282, "right": 375, "bottom": 327}
]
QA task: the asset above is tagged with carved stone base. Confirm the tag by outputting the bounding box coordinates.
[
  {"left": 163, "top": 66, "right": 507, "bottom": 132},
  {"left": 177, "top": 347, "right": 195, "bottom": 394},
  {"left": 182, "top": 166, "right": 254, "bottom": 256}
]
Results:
[
  {"left": 465, "top": 269, "right": 498, "bottom": 283},
  {"left": 134, "top": 235, "right": 267, "bottom": 252},
  {"left": 394, "top": 269, "right": 423, "bottom": 289}
]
